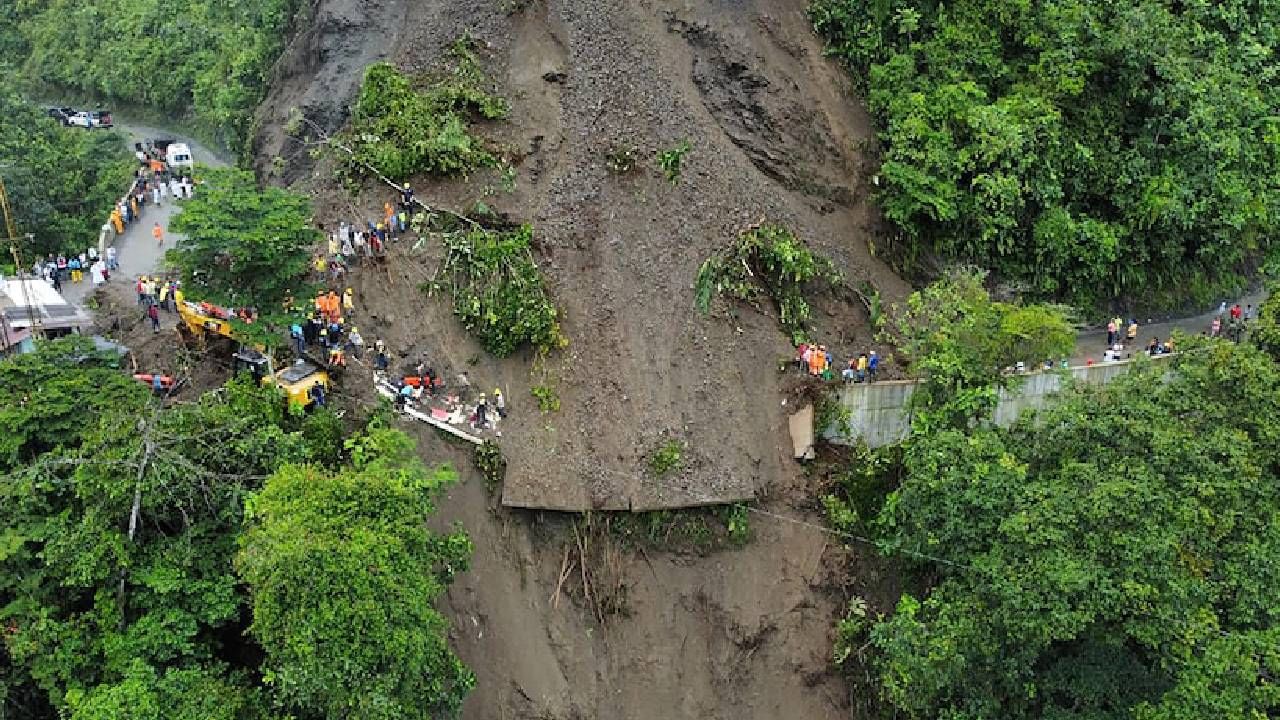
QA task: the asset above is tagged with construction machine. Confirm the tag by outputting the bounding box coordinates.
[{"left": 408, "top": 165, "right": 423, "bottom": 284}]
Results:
[{"left": 176, "top": 299, "right": 330, "bottom": 408}]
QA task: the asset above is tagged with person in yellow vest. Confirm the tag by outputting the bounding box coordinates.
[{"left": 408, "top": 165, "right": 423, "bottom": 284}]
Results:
[
  {"left": 158, "top": 282, "right": 170, "bottom": 312},
  {"left": 343, "top": 288, "right": 354, "bottom": 312},
  {"left": 110, "top": 209, "right": 124, "bottom": 234},
  {"left": 173, "top": 284, "right": 184, "bottom": 306}
]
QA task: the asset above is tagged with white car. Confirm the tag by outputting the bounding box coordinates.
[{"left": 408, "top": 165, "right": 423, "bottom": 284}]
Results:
[
  {"left": 67, "top": 110, "right": 114, "bottom": 129},
  {"left": 167, "top": 143, "right": 194, "bottom": 170}
]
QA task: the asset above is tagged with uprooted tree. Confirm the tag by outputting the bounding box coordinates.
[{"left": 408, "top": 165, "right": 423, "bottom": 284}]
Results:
[{"left": 694, "top": 223, "right": 842, "bottom": 343}]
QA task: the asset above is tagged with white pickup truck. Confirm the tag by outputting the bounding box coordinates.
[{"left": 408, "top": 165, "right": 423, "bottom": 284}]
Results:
[{"left": 67, "top": 110, "right": 114, "bottom": 129}]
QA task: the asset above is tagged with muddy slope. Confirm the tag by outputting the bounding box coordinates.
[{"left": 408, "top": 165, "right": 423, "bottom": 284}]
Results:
[
  {"left": 258, "top": 0, "right": 906, "bottom": 715},
  {"left": 259, "top": 0, "right": 907, "bottom": 512}
]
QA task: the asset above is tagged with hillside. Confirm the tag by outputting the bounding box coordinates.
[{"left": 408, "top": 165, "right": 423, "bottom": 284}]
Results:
[
  {"left": 257, "top": 0, "right": 909, "bottom": 512},
  {"left": 251, "top": 0, "right": 910, "bottom": 717}
]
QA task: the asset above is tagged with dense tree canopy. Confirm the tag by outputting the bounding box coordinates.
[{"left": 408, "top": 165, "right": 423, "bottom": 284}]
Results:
[
  {"left": 239, "top": 426, "right": 474, "bottom": 719},
  {"left": 168, "top": 167, "right": 318, "bottom": 314},
  {"left": 880, "top": 268, "right": 1075, "bottom": 428},
  {"left": 0, "top": 93, "right": 133, "bottom": 260},
  {"left": 863, "top": 341, "right": 1280, "bottom": 719},
  {"left": 2, "top": 0, "right": 300, "bottom": 155},
  {"left": 0, "top": 338, "right": 472, "bottom": 720},
  {"left": 812, "top": 0, "right": 1280, "bottom": 307}
]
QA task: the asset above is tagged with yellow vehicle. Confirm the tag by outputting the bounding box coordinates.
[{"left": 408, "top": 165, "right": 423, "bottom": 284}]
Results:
[{"left": 176, "top": 300, "right": 330, "bottom": 408}]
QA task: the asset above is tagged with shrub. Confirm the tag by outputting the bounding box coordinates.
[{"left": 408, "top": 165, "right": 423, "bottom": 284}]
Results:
[
  {"left": 695, "top": 224, "right": 842, "bottom": 343},
  {"left": 648, "top": 440, "right": 685, "bottom": 476},
  {"left": 344, "top": 40, "right": 508, "bottom": 181},
  {"left": 473, "top": 440, "right": 506, "bottom": 494},
  {"left": 656, "top": 141, "right": 691, "bottom": 184},
  {"left": 428, "top": 224, "right": 563, "bottom": 357}
]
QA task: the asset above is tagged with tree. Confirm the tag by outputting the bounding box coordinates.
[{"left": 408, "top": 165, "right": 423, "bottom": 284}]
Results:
[
  {"left": 237, "top": 425, "right": 475, "bottom": 720},
  {"left": 4, "top": 0, "right": 300, "bottom": 155},
  {"left": 0, "top": 93, "right": 133, "bottom": 260},
  {"left": 0, "top": 336, "right": 144, "bottom": 471},
  {"left": 880, "top": 268, "right": 1074, "bottom": 428},
  {"left": 867, "top": 341, "right": 1280, "bottom": 719},
  {"left": 167, "top": 167, "right": 318, "bottom": 314},
  {"left": 812, "top": 0, "right": 1280, "bottom": 308},
  {"left": 0, "top": 338, "right": 347, "bottom": 718}
]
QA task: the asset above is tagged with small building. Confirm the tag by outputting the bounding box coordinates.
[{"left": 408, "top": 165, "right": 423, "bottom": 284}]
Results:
[{"left": 0, "top": 274, "right": 95, "bottom": 356}]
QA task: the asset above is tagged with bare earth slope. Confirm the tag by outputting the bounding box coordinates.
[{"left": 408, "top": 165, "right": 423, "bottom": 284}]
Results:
[
  {"left": 255, "top": 0, "right": 907, "bottom": 718},
  {"left": 257, "top": 0, "right": 907, "bottom": 512}
]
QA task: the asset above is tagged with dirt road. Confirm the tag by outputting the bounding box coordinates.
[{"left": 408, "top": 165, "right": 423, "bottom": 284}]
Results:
[{"left": 61, "top": 124, "right": 228, "bottom": 306}]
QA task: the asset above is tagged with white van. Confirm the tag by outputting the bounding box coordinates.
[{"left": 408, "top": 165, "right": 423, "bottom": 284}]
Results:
[{"left": 167, "top": 143, "right": 194, "bottom": 170}]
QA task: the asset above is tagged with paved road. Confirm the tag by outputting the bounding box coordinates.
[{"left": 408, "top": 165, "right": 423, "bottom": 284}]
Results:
[
  {"left": 1070, "top": 289, "right": 1269, "bottom": 364},
  {"left": 61, "top": 124, "right": 228, "bottom": 305}
]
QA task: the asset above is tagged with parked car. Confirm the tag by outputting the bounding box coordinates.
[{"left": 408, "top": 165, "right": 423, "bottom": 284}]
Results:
[
  {"left": 166, "top": 143, "right": 194, "bottom": 170},
  {"left": 46, "top": 107, "right": 76, "bottom": 125},
  {"left": 67, "top": 110, "right": 114, "bottom": 129}
]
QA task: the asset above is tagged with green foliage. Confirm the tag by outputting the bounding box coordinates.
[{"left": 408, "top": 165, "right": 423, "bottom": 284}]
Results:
[
  {"left": 608, "top": 505, "right": 751, "bottom": 553},
  {"left": 832, "top": 596, "right": 871, "bottom": 666},
  {"left": 238, "top": 425, "right": 474, "bottom": 720},
  {"left": 0, "top": 93, "right": 133, "bottom": 259},
  {"left": 881, "top": 268, "right": 1074, "bottom": 428},
  {"left": 5, "top": 0, "right": 299, "bottom": 155},
  {"left": 0, "top": 366, "right": 328, "bottom": 718},
  {"left": 344, "top": 41, "right": 508, "bottom": 181},
  {"left": 0, "top": 337, "right": 144, "bottom": 471},
  {"left": 656, "top": 141, "right": 692, "bottom": 184},
  {"left": 867, "top": 342, "right": 1280, "bottom": 719},
  {"left": 695, "top": 224, "right": 842, "bottom": 343},
  {"left": 531, "top": 383, "right": 561, "bottom": 413},
  {"left": 812, "top": 0, "right": 1280, "bottom": 307},
  {"left": 168, "top": 168, "right": 318, "bottom": 313},
  {"left": 429, "top": 224, "right": 563, "bottom": 357},
  {"left": 473, "top": 440, "right": 507, "bottom": 494},
  {"left": 1252, "top": 284, "right": 1280, "bottom": 360},
  {"left": 648, "top": 439, "right": 685, "bottom": 476},
  {"left": 64, "top": 662, "right": 264, "bottom": 720},
  {"left": 822, "top": 441, "right": 901, "bottom": 535},
  {"left": 815, "top": 394, "right": 852, "bottom": 436}
]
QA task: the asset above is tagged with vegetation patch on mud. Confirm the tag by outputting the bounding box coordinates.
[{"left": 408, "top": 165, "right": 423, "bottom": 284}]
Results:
[{"left": 341, "top": 40, "right": 509, "bottom": 181}]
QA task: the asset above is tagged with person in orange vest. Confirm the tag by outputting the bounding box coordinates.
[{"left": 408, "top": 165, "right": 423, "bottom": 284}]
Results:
[
  {"left": 152, "top": 223, "right": 164, "bottom": 246},
  {"left": 326, "top": 290, "right": 340, "bottom": 322}
]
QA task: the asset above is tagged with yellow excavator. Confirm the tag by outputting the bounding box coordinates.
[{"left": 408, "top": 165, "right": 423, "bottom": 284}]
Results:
[{"left": 176, "top": 299, "right": 329, "bottom": 408}]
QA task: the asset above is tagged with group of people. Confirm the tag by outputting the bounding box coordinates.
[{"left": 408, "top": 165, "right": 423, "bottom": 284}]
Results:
[
  {"left": 288, "top": 289, "right": 364, "bottom": 369},
  {"left": 135, "top": 276, "right": 183, "bottom": 333},
  {"left": 33, "top": 247, "right": 114, "bottom": 292},
  {"left": 1211, "top": 302, "right": 1256, "bottom": 343},
  {"left": 796, "top": 342, "right": 880, "bottom": 383}
]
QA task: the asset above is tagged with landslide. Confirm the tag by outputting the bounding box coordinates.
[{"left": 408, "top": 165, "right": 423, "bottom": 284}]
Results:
[{"left": 256, "top": 0, "right": 909, "bottom": 717}]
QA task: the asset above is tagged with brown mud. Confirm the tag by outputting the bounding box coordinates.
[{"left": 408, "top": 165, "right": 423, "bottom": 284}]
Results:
[{"left": 255, "top": 0, "right": 911, "bottom": 717}]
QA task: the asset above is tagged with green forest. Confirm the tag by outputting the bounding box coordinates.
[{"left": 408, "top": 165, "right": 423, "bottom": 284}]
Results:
[
  {"left": 826, "top": 272, "right": 1280, "bottom": 719},
  {"left": 0, "top": 340, "right": 473, "bottom": 720},
  {"left": 812, "top": 0, "right": 1280, "bottom": 307},
  {"left": 0, "top": 93, "right": 133, "bottom": 261},
  {"left": 0, "top": 0, "right": 301, "bottom": 156}
]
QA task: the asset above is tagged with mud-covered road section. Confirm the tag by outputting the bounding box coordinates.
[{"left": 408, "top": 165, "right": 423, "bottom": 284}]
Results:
[{"left": 257, "top": 0, "right": 907, "bottom": 717}]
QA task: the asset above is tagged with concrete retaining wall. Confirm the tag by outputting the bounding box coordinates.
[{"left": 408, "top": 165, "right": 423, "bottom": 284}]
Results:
[{"left": 824, "top": 355, "right": 1172, "bottom": 446}]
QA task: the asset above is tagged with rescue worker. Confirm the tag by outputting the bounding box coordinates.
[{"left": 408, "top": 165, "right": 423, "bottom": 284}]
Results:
[
  {"left": 152, "top": 223, "right": 164, "bottom": 246},
  {"left": 328, "top": 343, "right": 345, "bottom": 367},
  {"left": 475, "top": 394, "right": 488, "bottom": 429},
  {"left": 343, "top": 288, "right": 354, "bottom": 312},
  {"left": 494, "top": 388, "right": 506, "bottom": 418}
]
